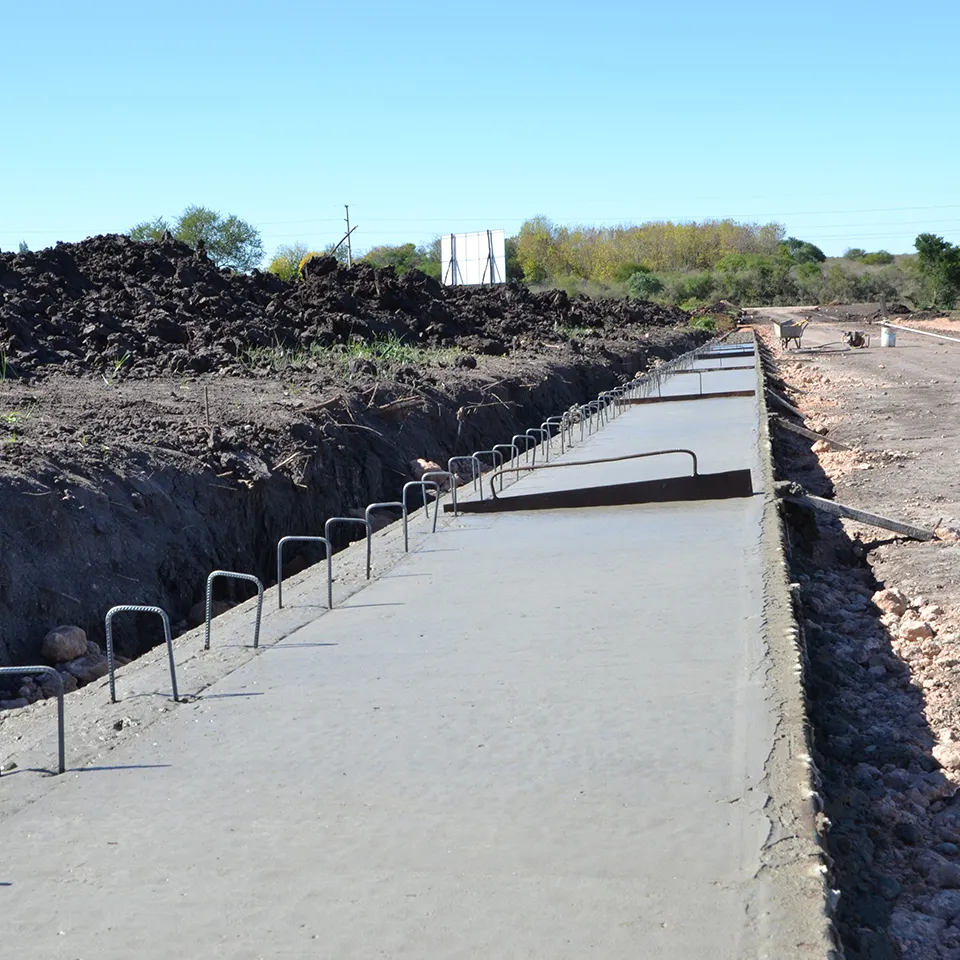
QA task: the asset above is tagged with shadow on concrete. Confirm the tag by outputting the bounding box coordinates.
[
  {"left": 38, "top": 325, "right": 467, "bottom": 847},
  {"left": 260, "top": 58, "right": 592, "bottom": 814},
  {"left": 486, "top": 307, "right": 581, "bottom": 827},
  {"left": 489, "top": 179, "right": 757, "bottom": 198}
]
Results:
[
  {"left": 268, "top": 642, "right": 338, "bottom": 650},
  {"left": 338, "top": 602, "right": 405, "bottom": 610},
  {"left": 200, "top": 692, "right": 265, "bottom": 699},
  {"left": 77, "top": 764, "right": 173, "bottom": 773}
]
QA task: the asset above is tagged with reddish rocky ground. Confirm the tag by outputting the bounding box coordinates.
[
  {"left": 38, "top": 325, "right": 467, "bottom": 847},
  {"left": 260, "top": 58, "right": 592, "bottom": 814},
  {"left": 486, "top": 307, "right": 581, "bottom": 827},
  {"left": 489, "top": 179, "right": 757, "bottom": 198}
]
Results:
[{"left": 757, "top": 312, "right": 960, "bottom": 960}]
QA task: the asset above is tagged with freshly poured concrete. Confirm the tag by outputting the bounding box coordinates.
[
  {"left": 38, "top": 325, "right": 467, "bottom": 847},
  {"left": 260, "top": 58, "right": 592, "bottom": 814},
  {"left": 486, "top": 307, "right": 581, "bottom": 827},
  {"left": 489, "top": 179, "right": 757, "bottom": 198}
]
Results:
[{"left": 1, "top": 350, "right": 826, "bottom": 957}]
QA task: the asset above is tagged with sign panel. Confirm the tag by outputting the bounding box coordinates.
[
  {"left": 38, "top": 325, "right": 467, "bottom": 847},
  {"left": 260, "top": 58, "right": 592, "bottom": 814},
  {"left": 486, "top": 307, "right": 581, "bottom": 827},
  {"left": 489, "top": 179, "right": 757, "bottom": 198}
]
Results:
[{"left": 441, "top": 229, "right": 506, "bottom": 286}]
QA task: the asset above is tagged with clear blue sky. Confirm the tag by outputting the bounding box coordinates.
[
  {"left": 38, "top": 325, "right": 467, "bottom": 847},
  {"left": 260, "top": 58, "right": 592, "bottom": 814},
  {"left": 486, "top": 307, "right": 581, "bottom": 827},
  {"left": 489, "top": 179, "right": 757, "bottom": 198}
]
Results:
[{"left": 3, "top": 0, "right": 958, "bottom": 260}]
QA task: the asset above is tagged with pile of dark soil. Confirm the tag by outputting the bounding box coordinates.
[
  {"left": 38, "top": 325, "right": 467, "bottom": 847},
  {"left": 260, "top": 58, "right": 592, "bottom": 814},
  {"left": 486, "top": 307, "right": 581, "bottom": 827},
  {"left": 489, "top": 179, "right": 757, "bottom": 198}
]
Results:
[
  {"left": 0, "top": 234, "right": 707, "bottom": 679},
  {"left": 0, "top": 235, "right": 687, "bottom": 379}
]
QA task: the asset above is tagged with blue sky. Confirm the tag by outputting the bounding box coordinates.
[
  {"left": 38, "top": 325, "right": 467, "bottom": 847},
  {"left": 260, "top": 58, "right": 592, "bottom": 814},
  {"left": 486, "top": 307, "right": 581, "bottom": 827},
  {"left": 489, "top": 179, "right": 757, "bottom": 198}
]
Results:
[{"left": 2, "top": 0, "right": 958, "bottom": 260}]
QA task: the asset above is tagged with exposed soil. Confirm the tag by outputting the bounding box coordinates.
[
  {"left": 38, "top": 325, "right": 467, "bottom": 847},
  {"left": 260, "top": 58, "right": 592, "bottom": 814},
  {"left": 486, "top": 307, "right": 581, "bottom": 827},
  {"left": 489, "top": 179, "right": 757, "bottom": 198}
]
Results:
[
  {"left": 757, "top": 312, "right": 960, "bottom": 960},
  {"left": 0, "top": 235, "right": 705, "bottom": 688},
  {"left": 0, "top": 234, "right": 687, "bottom": 379}
]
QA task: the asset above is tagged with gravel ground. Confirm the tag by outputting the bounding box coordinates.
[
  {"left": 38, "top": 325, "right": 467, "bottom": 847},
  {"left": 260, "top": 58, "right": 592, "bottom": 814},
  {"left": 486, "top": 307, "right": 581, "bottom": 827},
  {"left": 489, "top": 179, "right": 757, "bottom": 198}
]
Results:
[{"left": 756, "top": 312, "right": 960, "bottom": 959}]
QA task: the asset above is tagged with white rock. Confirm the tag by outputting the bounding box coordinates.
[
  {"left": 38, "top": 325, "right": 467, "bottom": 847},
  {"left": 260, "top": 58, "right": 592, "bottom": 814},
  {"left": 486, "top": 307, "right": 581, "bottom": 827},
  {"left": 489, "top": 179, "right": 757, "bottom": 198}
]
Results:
[
  {"left": 900, "top": 619, "right": 935, "bottom": 642},
  {"left": 874, "top": 588, "right": 910, "bottom": 616},
  {"left": 934, "top": 743, "right": 960, "bottom": 771}
]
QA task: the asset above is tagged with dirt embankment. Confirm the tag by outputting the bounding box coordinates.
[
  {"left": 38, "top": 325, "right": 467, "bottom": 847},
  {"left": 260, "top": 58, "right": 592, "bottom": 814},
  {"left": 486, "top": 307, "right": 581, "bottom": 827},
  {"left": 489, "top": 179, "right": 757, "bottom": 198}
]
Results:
[
  {"left": 0, "top": 236, "right": 706, "bottom": 689},
  {"left": 760, "top": 320, "right": 960, "bottom": 960}
]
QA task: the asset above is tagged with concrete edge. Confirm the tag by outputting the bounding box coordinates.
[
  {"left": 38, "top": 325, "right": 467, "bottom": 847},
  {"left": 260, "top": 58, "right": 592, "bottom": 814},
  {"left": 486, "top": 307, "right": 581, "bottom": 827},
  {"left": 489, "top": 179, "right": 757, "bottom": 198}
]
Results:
[{"left": 753, "top": 333, "right": 839, "bottom": 957}]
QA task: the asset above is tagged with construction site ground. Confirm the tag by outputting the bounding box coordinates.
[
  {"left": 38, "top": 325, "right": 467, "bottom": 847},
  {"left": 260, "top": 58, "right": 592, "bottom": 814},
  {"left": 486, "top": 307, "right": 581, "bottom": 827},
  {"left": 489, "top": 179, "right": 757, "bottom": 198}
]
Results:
[{"left": 753, "top": 308, "right": 960, "bottom": 960}]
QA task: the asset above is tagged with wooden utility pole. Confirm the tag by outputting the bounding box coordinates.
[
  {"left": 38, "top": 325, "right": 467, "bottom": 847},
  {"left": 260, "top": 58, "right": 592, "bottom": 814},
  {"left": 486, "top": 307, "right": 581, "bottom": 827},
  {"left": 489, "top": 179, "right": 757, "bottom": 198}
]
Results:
[{"left": 344, "top": 205, "right": 353, "bottom": 267}]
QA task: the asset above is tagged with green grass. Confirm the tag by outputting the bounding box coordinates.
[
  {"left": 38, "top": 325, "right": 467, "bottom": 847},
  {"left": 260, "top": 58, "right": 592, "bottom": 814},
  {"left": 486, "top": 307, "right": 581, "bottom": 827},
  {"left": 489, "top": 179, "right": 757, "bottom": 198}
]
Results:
[
  {"left": 240, "top": 334, "right": 460, "bottom": 376},
  {"left": 555, "top": 323, "right": 596, "bottom": 340}
]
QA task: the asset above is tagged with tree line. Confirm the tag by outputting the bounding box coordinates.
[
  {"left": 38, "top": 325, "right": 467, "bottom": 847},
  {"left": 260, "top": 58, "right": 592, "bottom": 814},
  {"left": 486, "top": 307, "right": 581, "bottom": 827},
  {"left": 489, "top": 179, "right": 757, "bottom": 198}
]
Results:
[{"left": 121, "top": 206, "right": 960, "bottom": 310}]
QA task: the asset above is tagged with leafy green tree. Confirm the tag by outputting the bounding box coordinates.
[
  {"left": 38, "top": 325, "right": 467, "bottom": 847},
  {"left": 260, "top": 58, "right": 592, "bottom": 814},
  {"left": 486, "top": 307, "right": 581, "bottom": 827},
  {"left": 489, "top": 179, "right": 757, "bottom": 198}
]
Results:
[
  {"left": 17, "top": 241, "right": 29, "bottom": 254},
  {"left": 130, "top": 216, "right": 169, "bottom": 242},
  {"left": 780, "top": 237, "right": 826, "bottom": 264},
  {"left": 267, "top": 242, "right": 310, "bottom": 282},
  {"left": 360, "top": 241, "right": 441, "bottom": 278},
  {"left": 505, "top": 235, "right": 524, "bottom": 281},
  {"left": 611, "top": 262, "right": 649, "bottom": 283},
  {"left": 915, "top": 233, "right": 960, "bottom": 307},
  {"left": 176, "top": 205, "right": 263, "bottom": 271},
  {"left": 362, "top": 243, "right": 420, "bottom": 273},
  {"left": 129, "top": 205, "right": 263, "bottom": 271},
  {"left": 861, "top": 250, "right": 894, "bottom": 265},
  {"left": 843, "top": 248, "right": 867, "bottom": 261},
  {"left": 625, "top": 271, "right": 664, "bottom": 299},
  {"left": 318, "top": 241, "right": 349, "bottom": 265}
]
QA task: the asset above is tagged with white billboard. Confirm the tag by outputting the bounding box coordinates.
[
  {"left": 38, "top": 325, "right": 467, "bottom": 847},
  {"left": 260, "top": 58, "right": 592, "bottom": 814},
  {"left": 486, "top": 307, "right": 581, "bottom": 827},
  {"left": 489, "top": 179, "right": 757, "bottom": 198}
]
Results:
[{"left": 441, "top": 229, "right": 506, "bottom": 286}]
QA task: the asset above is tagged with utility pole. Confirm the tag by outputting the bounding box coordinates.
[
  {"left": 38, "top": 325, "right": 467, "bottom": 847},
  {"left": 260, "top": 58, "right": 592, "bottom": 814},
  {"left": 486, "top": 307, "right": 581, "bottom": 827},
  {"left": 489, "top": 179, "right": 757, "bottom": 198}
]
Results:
[{"left": 344, "top": 205, "right": 353, "bottom": 267}]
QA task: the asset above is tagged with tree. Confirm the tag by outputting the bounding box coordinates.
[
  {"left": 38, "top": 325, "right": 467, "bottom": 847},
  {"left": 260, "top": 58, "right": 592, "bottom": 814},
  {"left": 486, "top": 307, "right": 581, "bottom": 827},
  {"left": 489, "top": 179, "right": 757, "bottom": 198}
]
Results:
[
  {"left": 861, "top": 250, "right": 894, "bottom": 265},
  {"left": 130, "top": 217, "right": 169, "bottom": 242},
  {"left": 17, "top": 241, "right": 29, "bottom": 254},
  {"left": 129, "top": 205, "right": 264, "bottom": 271},
  {"left": 504, "top": 235, "right": 524, "bottom": 281},
  {"left": 625, "top": 270, "right": 664, "bottom": 299},
  {"left": 267, "top": 242, "right": 311, "bottom": 282},
  {"left": 360, "top": 241, "right": 441, "bottom": 278},
  {"left": 780, "top": 237, "right": 826, "bottom": 264},
  {"left": 843, "top": 248, "right": 867, "bottom": 261},
  {"left": 177, "top": 205, "right": 263, "bottom": 272},
  {"left": 915, "top": 233, "right": 960, "bottom": 307},
  {"left": 362, "top": 243, "right": 420, "bottom": 273}
]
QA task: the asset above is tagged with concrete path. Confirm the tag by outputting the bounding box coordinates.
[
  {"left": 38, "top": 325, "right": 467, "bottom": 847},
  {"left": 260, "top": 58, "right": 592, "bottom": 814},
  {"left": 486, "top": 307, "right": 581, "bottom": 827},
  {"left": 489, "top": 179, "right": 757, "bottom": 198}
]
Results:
[{"left": 1, "top": 344, "right": 828, "bottom": 957}]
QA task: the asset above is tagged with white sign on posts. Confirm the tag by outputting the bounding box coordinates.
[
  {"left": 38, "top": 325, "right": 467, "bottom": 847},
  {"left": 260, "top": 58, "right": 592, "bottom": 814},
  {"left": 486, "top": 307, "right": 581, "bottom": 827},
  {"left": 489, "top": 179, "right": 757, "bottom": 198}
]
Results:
[{"left": 441, "top": 229, "right": 506, "bottom": 286}]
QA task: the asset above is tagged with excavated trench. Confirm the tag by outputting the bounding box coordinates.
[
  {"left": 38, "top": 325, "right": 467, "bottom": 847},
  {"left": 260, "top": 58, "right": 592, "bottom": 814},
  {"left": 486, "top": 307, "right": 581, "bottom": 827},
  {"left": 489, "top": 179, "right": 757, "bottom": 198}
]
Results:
[
  {"left": 0, "top": 332, "right": 707, "bottom": 697},
  {"left": 0, "top": 233, "right": 710, "bottom": 704}
]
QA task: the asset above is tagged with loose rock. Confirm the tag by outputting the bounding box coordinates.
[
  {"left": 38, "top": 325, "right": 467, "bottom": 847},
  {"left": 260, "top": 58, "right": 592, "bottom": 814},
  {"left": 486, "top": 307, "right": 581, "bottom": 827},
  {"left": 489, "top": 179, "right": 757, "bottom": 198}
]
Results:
[{"left": 40, "top": 625, "right": 88, "bottom": 664}]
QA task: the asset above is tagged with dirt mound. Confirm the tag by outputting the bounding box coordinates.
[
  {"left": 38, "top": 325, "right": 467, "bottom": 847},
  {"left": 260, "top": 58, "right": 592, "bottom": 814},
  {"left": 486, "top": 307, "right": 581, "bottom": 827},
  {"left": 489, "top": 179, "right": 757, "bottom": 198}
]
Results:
[{"left": 0, "top": 235, "right": 688, "bottom": 380}]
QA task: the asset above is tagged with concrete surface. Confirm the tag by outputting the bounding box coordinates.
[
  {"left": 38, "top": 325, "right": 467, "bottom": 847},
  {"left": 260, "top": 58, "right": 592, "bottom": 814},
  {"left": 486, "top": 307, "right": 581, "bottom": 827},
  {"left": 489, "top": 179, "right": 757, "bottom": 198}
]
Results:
[{"left": 1, "top": 343, "right": 830, "bottom": 958}]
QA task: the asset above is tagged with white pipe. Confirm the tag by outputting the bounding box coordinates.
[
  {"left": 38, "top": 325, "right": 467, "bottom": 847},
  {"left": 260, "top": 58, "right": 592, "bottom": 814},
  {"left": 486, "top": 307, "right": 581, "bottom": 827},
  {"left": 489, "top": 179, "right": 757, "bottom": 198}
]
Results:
[{"left": 879, "top": 321, "right": 960, "bottom": 345}]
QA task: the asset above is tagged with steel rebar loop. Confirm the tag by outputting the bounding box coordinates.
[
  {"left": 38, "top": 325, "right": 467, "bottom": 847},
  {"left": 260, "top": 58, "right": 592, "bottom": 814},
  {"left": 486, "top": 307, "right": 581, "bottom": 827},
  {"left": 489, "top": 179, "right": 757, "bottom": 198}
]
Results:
[
  {"left": 402, "top": 481, "right": 440, "bottom": 549},
  {"left": 105, "top": 605, "right": 179, "bottom": 704},
  {"left": 511, "top": 434, "right": 536, "bottom": 466},
  {"left": 487, "top": 448, "right": 700, "bottom": 500},
  {"left": 364, "top": 502, "right": 408, "bottom": 563},
  {"left": 472, "top": 449, "right": 505, "bottom": 489},
  {"left": 492, "top": 443, "right": 520, "bottom": 478},
  {"left": 0, "top": 666, "right": 65, "bottom": 774},
  {"left": 544, "top": 417, "right": 566, "bottom": 454},
  {"left": 325, "top": 517, "right": 373, "bottom": 581},
  {"left": 204, "top": 571, "right": 264, "bottom": 650},
  {"left": 526, "top": 428, "right": 549, "bottom": 464},
  {"left": 420, "top": 471, "right": 458, "bottom": 516},
  {"left": 448, "top": 456, "right": 482, "bottom": 497},
  {"left": 276, "top": 536, "right": 331, "bottom": 610}
]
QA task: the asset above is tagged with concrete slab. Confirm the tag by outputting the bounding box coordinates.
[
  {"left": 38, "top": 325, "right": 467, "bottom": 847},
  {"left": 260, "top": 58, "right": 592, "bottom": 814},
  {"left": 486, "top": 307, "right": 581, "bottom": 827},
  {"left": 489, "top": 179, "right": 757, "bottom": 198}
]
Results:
[{"left": 0, "top": 343, "right": 830, "bottom": 958}]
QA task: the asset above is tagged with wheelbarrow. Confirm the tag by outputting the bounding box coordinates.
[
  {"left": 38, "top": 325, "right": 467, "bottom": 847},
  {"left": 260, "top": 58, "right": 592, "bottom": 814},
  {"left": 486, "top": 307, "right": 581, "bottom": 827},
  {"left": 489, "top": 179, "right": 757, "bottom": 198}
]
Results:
[{"left": 774, "top": 318, "right": 809, "bottom": 349}]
